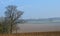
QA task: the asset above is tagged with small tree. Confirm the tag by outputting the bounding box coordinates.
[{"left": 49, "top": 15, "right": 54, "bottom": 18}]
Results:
[{"left": 4, "top": 5, "right": 24, "bottom": 34}]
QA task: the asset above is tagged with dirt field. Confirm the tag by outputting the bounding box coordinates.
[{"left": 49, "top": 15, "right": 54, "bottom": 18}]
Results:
[
  {"left": 0, "top": 31, "right": 60, "bottom": 36},
  {"left": 16, "top": 24, "right": 60, "bottom": 33}
]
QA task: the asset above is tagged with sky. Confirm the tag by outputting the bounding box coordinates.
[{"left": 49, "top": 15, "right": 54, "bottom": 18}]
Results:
[{"left": 0, "top": 0, "right": 60, "bottom": 19}]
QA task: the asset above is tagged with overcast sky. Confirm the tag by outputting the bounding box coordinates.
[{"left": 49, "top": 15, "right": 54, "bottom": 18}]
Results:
[{"left": 0, "top": 0, "right": 60, "bottom": 19}]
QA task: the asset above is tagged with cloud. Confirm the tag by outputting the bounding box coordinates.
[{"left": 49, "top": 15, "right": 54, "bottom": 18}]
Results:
[
  {"left": 17, "top": 5, "right": 32, "bottom": 11},
  {"left": 24, "top": 5, "right": 32, "bottom": 8},
  {"left": 0, "top": 0, "right": 15, "bottom": 6},
  {"left": 0, "top": 0, "right": 4, "bottom": 5}
]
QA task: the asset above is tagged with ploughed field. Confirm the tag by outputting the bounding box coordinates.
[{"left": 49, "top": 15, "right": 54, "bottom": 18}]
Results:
[{"left": 0, "top": 31, "right": 60, "bottom": 36}]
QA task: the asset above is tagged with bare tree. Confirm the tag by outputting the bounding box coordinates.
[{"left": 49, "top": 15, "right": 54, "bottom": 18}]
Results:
[{"left": 4, "top": 5, "right": 24, "bottom": 34}]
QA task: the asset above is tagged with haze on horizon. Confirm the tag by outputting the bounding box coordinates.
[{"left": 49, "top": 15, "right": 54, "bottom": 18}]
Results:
[{"left": 0, "top": 0, "right": 60, "bottom": 19}]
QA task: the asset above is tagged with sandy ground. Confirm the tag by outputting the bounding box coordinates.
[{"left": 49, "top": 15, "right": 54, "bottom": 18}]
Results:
[{"left": 13, "top": 23, "right": 60, "bottom": 33}]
